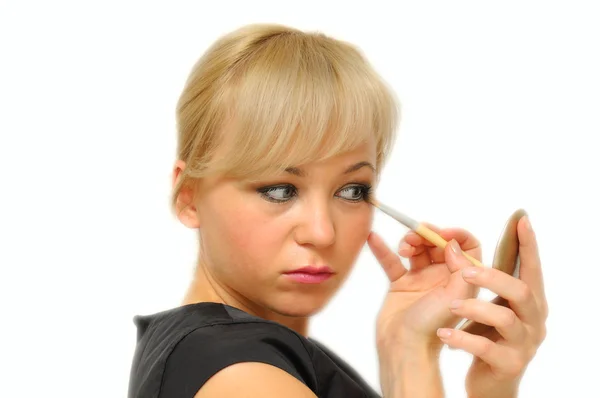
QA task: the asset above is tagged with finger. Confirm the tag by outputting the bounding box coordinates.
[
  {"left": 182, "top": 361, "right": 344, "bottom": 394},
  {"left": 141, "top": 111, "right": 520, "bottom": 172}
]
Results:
[
  {"left": 437, "top": 328, "right": 526, "bottom": 377},
  {"left": 397, "top": 242, "right": 429, "bottom": 261},
  {"left": 444, "top": 239, "right": 479, "bottom": 273},
  {"left": 402, "top": 225, "right": 482, "bottom": 265},
  {"left": 404, "top": 225, "right": 481, "bottom": 252},
  {"left": 449, "top": 298, "right": 526, "bottom": 342},
  {"left": 399, "top": 223, "right": 442, "bottom": 269},
  {"left": 402, "top": 222, "right": 443, "bottom": 247},
  {"left": 436, "top": 227, "right": 482, "bottom": 263},
  {"left": 367, "top": 231, "right": 408, "bottom": 282},
  {"left": 517, "top": 216, "right": 547, "bottom": 314},
  {"left": 444, "top": 240, "right": 480, "bottom": 298},
  {"left": 397, "top": 239, "right": 417, "bottom": 257},
  {"left": 398, "top": 233, "right": 437, "bottom": 270},
  {"left": 461, "top": 266, "right": 541, "bottom": 325}
]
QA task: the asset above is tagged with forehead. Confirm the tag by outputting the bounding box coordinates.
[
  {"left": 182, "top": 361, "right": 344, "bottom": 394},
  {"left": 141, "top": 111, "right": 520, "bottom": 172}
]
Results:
[
  {"left": 311, "top": 140, "right": 375, "bottom": 163},
  {"left": 279, "top": 140, "right": 377, "bottom": 175},
  {"left": 205, "top": 122, "right": 378, "bottom": 183},
  {"left": 198, "top": 140, "right": 376, "bottom": 193}
]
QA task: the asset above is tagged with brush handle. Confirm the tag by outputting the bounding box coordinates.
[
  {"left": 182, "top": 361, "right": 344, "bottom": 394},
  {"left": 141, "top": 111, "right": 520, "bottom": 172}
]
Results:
[{"left": 415, "top": 224, "right": 485, "bottom": 268}]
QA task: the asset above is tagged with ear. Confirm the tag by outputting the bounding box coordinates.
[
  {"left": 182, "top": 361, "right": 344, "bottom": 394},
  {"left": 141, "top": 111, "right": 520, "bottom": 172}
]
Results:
[{"left": 172, "top": 159, "right": 201, "bottom": 229}]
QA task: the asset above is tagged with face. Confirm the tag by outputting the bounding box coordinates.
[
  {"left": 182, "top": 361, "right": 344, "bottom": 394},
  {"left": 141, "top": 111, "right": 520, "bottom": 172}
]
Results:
[{"left": 175, "top": 140, "right": 377, "bottom": 318}]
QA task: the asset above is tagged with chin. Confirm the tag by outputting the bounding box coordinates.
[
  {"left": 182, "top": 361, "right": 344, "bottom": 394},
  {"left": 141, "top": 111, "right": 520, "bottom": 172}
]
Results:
[{"left": 272, "top": 293, "right": 331, "bottom": 318}]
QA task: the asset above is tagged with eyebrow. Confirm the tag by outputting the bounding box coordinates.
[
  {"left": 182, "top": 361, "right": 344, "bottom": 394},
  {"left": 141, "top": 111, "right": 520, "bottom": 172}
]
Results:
[{"left": 284, "top": 161, "right": 376, "bottom": 177}]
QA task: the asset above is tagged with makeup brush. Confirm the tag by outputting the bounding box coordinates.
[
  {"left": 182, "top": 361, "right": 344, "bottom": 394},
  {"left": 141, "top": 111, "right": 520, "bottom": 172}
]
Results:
[{"left": 369, "top": 198, "right": 485, "bottom": 268}]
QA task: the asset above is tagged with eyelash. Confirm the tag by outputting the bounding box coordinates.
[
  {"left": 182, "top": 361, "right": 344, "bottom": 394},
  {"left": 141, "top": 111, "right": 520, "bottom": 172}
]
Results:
[{"left": 257, "top": 183, "right": 373, "bottom": 204}]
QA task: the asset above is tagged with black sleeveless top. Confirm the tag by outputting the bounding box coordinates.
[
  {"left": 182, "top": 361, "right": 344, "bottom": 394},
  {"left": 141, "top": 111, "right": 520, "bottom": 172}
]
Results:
[{"left": 127, "top": 302, "right": 381, "bottom": 398}]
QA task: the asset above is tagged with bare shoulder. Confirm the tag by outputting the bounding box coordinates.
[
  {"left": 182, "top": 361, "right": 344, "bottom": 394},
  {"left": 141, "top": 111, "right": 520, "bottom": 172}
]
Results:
[{"left": 193, "top": 362, "right": 318, "bottom": 398}]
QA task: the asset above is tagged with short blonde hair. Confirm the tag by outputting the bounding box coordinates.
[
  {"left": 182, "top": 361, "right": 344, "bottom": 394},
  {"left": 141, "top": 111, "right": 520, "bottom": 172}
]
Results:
[{"left": 172, "top": 23, "right": 399, "bottom": 212}]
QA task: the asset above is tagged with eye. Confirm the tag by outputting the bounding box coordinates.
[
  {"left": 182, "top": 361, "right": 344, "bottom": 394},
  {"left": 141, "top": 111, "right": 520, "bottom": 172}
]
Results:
[
  {"left": 257, "top": 185, "right": 297, "bottom": 203},
  {"left": 337, "top": 184, "right": 373, "bottom": 202},
  {"left": 257, "top": 183, "right": 373, "bottom": 204}
]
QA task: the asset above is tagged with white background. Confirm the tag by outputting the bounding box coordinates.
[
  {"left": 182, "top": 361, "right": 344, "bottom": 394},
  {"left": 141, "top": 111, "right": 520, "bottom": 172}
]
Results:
[{"left": 1, "top": 1, "right": 598, "bottom": 397}]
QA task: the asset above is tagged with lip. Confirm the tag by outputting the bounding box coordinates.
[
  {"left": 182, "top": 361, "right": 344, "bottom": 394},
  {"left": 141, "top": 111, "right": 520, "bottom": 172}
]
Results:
[
  {"left": 283, "top": 272, "right": 333, "bottom": 284},
  {"left": 284, "top": 265, "right": 334, "bottom": 274},
  {"left": 282, "top": 265, "right": 335, "bottom": 285}
]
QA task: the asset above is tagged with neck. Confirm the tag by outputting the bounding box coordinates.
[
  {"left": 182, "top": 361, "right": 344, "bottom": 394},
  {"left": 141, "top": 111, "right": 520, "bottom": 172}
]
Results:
[{"left": 181, "top": 263, "right": 311, "bottom": 337}]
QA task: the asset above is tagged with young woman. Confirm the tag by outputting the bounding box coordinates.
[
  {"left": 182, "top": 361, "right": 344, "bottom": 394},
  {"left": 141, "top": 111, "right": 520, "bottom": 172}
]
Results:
[{"left": 127, "top": 23, "right": 548, "bottom": 398}]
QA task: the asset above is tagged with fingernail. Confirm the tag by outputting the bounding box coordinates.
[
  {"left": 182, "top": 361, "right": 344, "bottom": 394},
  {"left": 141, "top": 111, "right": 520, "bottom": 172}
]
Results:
[
  {"left": 450, "top": 299, "right": 463, "bottom": 309},
  {"left": 437, "top": 328, "right": 452, "bottom": 339},
  {"left": 398, "top": 244, "right": 411, "bottom": 256},
  {"left": 462, "top": 267, "right": 482, "bottom": 278},
  {"left": 525, "top": 216, "right": 533, "bottom": 231},
  {"left": 449, "top": 239, "right": 462, "bottom": 256}
]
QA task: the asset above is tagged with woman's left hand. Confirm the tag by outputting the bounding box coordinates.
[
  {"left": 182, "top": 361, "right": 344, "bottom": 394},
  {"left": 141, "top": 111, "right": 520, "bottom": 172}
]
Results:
[{"left": 436, "top": 215, "right": 548, "bottom": 398}]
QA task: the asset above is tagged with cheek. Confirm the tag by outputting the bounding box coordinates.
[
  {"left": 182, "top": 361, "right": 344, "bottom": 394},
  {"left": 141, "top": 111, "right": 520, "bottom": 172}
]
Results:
[
  {"left": 215, "top": 205, "right": 286, "bottom": 269},
  {"left": 337, "top": 208, "right": 373, "bottom": 254}
]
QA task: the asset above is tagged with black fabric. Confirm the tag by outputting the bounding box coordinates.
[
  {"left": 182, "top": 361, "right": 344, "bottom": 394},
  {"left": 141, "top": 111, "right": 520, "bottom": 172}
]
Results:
[{"left": 127, "top": 302, "right": 381, "bottom": 398}]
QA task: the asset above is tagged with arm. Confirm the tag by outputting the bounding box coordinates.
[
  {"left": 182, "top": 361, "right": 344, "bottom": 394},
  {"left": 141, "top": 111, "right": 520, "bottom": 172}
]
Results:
[
  {"left": 378, "top": 339, "right": 445, "bottom": 398},
  {"left": 193, "top": 362, "right": 318, "bottom": 398}
]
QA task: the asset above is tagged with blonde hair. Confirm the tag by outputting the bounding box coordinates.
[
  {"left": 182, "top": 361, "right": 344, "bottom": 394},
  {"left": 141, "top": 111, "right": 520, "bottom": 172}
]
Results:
[{"left": 172, "top": 23, "right": 400, "bottom": 212}]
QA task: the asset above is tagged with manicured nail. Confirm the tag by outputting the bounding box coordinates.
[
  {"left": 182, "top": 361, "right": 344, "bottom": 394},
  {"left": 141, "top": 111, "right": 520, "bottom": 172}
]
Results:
[
  {"left": 450, "top": 299, "right": 463, "bottom": 309},
  {"left": 462, "top": 267, "right": 482, "bottom": 278},
  {"left": 450, "top": 239, "right": 462, "bottom": 256},
  {"left": 437, "top": 328, "right": 452, "bottom": 339}
]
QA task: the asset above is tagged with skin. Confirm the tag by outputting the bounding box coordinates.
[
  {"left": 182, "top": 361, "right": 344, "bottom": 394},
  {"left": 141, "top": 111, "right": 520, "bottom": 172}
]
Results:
[
  {"left": 173, "top": 136, "right": 548, "bottom": 396},
  {"left": 173, "top": 140, "right": 378, "bottom": 336},
  {"left": 369, "top": 213, "right": 548, "bottom": 397},
  {"left": 449, "top": 217, "right": 548, "bottom": 397}
]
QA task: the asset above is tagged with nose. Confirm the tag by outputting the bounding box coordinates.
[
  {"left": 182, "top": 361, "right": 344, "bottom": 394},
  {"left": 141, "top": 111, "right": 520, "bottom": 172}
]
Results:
[{"left": 294, "top": 201, "right": 336, "bottom": 248}]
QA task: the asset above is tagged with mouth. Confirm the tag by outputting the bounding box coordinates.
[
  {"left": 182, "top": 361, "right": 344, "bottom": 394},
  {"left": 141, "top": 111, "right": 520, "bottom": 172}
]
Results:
[
  {"left": 283, "top": 265, "right": 335, "bottom": 284},
  {"left": 284, "top": 265, "right": 334, "bottom": 274}
]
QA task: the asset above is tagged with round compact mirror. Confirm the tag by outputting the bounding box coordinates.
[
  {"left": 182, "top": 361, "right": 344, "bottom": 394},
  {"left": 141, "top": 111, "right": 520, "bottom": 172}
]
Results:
[{"left": 457, "top": 208, "right": 526, "bottom": 336}]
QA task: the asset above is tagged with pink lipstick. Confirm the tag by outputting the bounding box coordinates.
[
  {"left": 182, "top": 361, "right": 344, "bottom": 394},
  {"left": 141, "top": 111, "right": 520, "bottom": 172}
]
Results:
[{"left": 283, "top": 265, "right": 334, "bottom": 284}]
